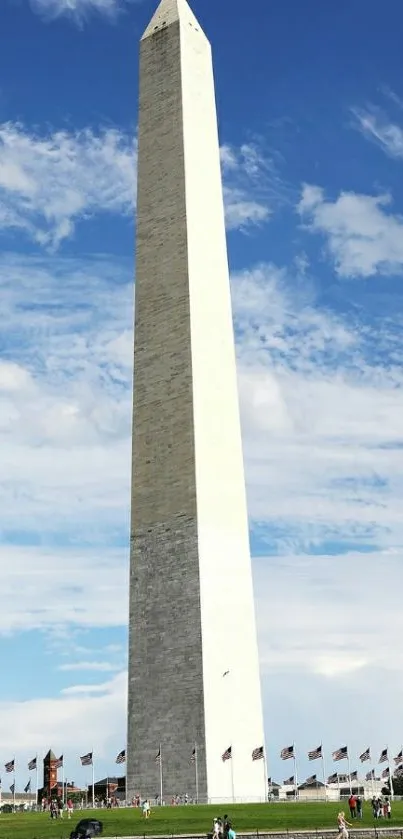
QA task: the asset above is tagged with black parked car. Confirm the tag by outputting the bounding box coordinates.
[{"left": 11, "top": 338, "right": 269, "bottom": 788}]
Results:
[{"left": 70, "top": 819, "right": 103, "bottom": 839}]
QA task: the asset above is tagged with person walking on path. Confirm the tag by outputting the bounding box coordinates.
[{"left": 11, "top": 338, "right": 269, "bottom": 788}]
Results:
[{"left": 336, "top": 811, "right": 352, "bottom": 839}]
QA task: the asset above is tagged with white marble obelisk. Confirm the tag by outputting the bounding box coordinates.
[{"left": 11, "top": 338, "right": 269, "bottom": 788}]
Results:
[{"left": 127, "top": 0, "right": 266, "bottom": 803}]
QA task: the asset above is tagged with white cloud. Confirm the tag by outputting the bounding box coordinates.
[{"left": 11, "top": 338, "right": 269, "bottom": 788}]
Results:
[
  {"left": 223, "top": 187, "right": 269, "bottom": 230},
  {"left": 221, "top": 142, "right": 288, "bottom": 230},
  {"left": 255, "top": 550, "right": 403, "bottom": 776},
  {"left": 1, "top": 248, "right": 403, "bottom": 767},
  {"left": 0, "top": 546, "right": 127, "bottom": 633},
  {"left": 0, "top": 123, "right": 136, "bottom": 249},
  {"left": 232, "top": 263, "right": 403, "bottom": 547},
  {"left": 0, "top": 125, "right": 270, "bottom": 248},
  {"left": 255, "top": 551, "right": 403, "bottom": 678},
  {"left": 353, "top": 105, "right": 403, "bottom": 159},
  {"left": 29, "top": 0, "right": 134, "bottom": 24},
  {"left": 0, "top": 671, "right": 127, "bottom": 783},
  {"left": 59, "top": 661, "right": 122, "bottom": 672},
  {"left": 298, "top": 183, "right": 403, "bottom": 277}
]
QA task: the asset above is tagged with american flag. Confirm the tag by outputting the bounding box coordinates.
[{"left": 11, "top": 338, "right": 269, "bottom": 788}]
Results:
[
  {"left": 155, "top": 749, "right": 161, "bottom": 765},
  {"left": 252, "top": 746, "right": 264, "bottom": 762},
  {"left": 28, "top": 758, "right": 37, "bottom": 771},
  {"left": 10, "top": 783, "right": 15, "bottom": 794},
  {"left": 332, "top": 746, "right": 348, "bottom": 762},
  {"left": 305, "top": 774, "right": 317, "bottom": 784},
  {"left": 395, "top": 765, "right": 403, "bottom": 777},
  {"left": 222, "top": 746, "right": 232, "bottom": 762},
  {"left": 190, "top": 747, "right": 197, "bottom": 764},
  {"left": 394, "top": 750, "right": 403, "bottom": 766},
  {"left": 280, "top": 745, "right": 294, "bottom": 760},
  {"left": 327, "top": 772, "right": 338, "bottom": 784},
  {"left": 24, "top": 780, "right": 31, "bottom": 793},
  {"left": 116, "top": 750, "right": 126, "bottom": 765},
  {"left": 366, "top": 769, "right": 375, "bottom": 781},
  {"left": 267, "top": 777, "right": 272, "bottom": 785},
  {"left": 379, "top": 748, "right": 388, "bottom": 764},
  {"left": 54, "top": 755, "right": 63, "bottom": 770},
  {"left": 350, "top": 771, "right": 358, "bottom": 781},
  {"left": 381, "top": 767, "right": 390, "bottom": 779},
  {"left": 5, "top": 760, "right": 14, "bottom": 773},
  {"left": 283, "top": 775, "right": 294, "bottom": 785},
  {"left": 308, "top": 745, "right": 322, "bottom": 761},
  {"left": 360, "top": 748, "right": 371, "bottom": 763},
  {"left": 80, "top": 752, "right": 93, "bottom": 767}
]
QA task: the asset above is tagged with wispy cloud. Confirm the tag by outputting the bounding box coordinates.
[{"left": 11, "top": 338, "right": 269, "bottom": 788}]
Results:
[
  {"left": 0, "top": 123, "right": 136, "bottom": 249},
  {"left": 0, "top": 671, "right": 126, "bottom": 753},
  {"left": 59, "top": 661, "right": 122, "bottom": 672},
  {"left": 0, "top": 545, "right": 127, "bottom": 633},
  {"left": 29, "top": 0, "right": 135, "bottom": 25},
  {"left": 352, "top": 104, "right": 403, "bottom": 159},
  {"left": 221, "top": 142, "right": 287, "bottom": 230},
  {"left": 298, "top": 183, "right": 403, "bottom": 277},
  {"left": 1, "top": 252, "right": 402, "bottom": 613},
  {"left": 232, "top": 262, "right": 403, "bottom": 551},
  {"left": 0, "top": 124, "right": 270, "bottom": 248},
  {"left": 0, "top": 245, "right": 403, "bottom": 773}
]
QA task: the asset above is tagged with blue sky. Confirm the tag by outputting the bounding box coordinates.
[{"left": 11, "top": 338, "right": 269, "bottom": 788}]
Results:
[{"left": 1, "top": 0, "right": 403, "bottom": 793}]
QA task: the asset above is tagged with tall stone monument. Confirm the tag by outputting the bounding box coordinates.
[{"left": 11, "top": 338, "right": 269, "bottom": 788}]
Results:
[{"left": 127, "top": 0, "right": 266, "bottom": 803}]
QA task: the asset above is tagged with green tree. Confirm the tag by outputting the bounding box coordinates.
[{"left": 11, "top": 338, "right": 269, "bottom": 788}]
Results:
[{"left": 392, "top": 775, "right": 403, "bottom": 796}]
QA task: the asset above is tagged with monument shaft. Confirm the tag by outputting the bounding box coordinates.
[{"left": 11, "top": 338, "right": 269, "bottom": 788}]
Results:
[{"left": 127, "top": 0, "right": 265, "bottom": 803}]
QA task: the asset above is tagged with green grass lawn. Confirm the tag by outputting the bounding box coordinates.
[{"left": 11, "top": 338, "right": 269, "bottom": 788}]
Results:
[{"left": 0, "top": 802, "right": 402, "bottom": 839}]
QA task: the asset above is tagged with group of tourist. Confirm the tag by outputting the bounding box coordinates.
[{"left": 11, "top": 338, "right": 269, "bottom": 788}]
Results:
[
  {"left": 347, "top": 794, "right": 363, "bottom": 818},
  {"left": 348, "top": 793, "right": 392, "bottom": 820},
  {"left": 43, "top": 797, "right": 75, "bottom": 819},
  {"left": 212, "top": 815, "right": 236, "bottom": 839},
  {"left": 371, "top": 796, "right": 392, "bottom": 819},
  {"left": 336, "top": 794, "right": 392, "bottom": 839}
]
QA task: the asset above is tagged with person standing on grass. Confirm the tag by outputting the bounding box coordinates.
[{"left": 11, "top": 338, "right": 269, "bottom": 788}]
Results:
[
  {"left": 336, "top": 811, "right": 352, "bottom": 839},
  {"left": 356, "top": 796, "right": 362, "bottom": 819},
  {"left": 348, "top": 794, "right": 356, "bottom": 818},
  {"left": 142, "top": 799, "right": 150, "bottom": 819}
]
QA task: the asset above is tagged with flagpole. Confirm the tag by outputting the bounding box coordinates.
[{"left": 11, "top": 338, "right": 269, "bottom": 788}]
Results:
[
  {"left": 159, "top": 743, "right": 163, "bottom": 805},
  {"left": 194, "top": 744, "right": 199, "bottom": 805},
  {"left": 347, "top": 749, "right": 352, "bottom": 794},
  {"left": 62, "top": 760, "right": 65, "bottom": 805},
  {"left": 387, "top": 748, "right": 394, "bottom": 801},
  {"left": 230, "top": 749, "right": 235, "bottom": 804},
  {"left": 293, "top": 743, "right": 298, "bottom": 801},
  {"left": 321, "top": 747, "right": 327, "bottom": 802},
  {"left": 35, "top": 755, "right": 39, "bottom": 809},
  {"left": 13, "top": 759, "right": 16, "bottom": 812},
  {"left": 263, "top": 749, "right": 268, "bottom": 803},
  {"left": 92, "top": 750, "right": 95, "bottom": 809}
]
